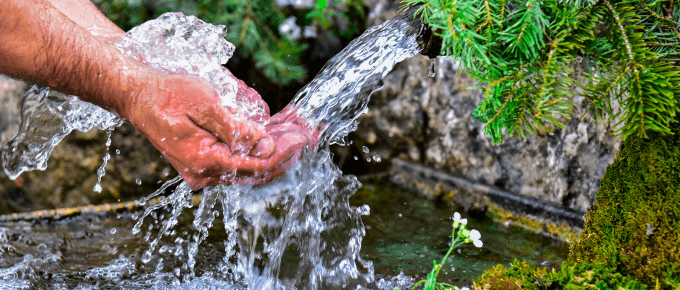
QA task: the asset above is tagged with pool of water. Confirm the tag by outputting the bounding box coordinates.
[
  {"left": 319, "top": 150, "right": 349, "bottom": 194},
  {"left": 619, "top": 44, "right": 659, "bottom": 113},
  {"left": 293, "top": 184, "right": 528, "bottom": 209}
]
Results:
[
  {"left": 0, "top": 180, "right": 568, "bottom": 289},
  {"left": 353, "top": 182, "right": 569, "bottom": 287}
]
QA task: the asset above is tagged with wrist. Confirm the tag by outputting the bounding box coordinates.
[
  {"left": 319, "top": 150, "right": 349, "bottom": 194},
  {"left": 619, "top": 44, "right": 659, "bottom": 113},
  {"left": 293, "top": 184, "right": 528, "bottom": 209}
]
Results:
[
  {"left": 61, "top": 38, "right": 152, "bottom": 122},
  {"left": 103, "top": 55, "right": 154, "bottom": 122}
]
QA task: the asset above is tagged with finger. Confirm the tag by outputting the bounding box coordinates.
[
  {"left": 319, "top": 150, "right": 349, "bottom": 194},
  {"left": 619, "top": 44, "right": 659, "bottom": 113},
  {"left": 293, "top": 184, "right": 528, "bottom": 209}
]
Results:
[
  {"left": 183, "top": 132, "right": 309, "bottom": 189},
  {"left": 267, "top": 122, "right": 320, "bottom": 152},
  {"left": 215, "top": 131, "right": 306, "bottom": 180},
  {"left": 171, "top": 134, "right": 274, "bottom": 190},
  {"left": 244, "top": 131, "right": 310, "bottom": 185},
  {"left": 188, "top": 101, "right": 275, "bottom": 158},
  {"left": 270, "top": 104, "right": 304, "bottom": 125}
]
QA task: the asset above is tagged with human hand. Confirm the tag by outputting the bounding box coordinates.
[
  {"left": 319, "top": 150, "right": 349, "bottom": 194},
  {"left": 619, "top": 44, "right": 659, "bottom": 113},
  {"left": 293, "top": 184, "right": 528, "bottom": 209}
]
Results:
[
  {"left": 269, "top": 104, "right": 322, "bottom": 146},
  {"left": 123, "top": 72, "right": 310, "bottom": 190},
  {"left": 256, "top": 104, "right": 322, "bottom": 178}
]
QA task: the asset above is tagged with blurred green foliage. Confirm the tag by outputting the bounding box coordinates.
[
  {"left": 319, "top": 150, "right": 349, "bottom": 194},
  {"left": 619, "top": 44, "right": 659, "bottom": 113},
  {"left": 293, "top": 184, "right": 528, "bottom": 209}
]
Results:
[{"left": 95, "top": 0, "right": 365, "bottom": 85}]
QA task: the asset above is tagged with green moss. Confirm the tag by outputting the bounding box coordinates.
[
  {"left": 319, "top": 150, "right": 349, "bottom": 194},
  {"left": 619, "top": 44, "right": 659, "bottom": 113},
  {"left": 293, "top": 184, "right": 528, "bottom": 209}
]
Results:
[
  {"left": 470, "top": 118, "right": 680, "bottom": 289},
  {"left": 569, "top": 123, "right": 680, "bottom": 288},
  {"left": 472, "top": 260, "right": 648, "bottom": 290}
]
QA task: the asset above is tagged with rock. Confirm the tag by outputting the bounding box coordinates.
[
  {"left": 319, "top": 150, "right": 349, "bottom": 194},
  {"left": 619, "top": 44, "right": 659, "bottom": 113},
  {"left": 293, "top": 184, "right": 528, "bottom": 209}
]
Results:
[
  {"left": 345, "top": 1, "right": 622, "bottom": 215},
  {"left": 569, "top": 121, "right": 680, "bottom": 288},
  {"left": 0, "top": 74, "right": 176, "bottom": 213},
  {"left": 0, "top": 76, "right": 27, "bottom": 150}
]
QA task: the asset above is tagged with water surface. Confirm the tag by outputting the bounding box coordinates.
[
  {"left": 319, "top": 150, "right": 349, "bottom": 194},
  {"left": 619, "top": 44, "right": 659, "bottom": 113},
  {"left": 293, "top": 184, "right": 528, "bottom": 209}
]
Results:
[{"left": 0, "top": 181, "right": 568, "bottom": 289}]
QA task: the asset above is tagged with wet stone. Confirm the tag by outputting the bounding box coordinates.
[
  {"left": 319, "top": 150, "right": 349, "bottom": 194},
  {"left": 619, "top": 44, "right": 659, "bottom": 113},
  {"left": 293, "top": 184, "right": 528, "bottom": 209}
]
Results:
[{"left": 343, "top": 0, "right": 622, "bottom": 214}]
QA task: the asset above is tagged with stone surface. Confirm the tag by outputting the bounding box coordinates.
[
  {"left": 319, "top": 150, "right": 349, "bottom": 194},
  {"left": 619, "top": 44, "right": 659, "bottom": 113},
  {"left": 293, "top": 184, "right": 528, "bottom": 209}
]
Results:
[
  {"left": 346, "top": 0, "right": 622, "bottom": 214},
  {"left": 0, "top": 74, "right": 176, "bottom": 213}
]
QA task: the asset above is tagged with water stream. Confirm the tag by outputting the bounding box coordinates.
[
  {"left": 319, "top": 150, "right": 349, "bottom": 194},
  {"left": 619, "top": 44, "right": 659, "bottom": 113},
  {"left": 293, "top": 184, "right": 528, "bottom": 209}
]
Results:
[{"left": 0, "top": 10, "right": 568, "bottom": 290}]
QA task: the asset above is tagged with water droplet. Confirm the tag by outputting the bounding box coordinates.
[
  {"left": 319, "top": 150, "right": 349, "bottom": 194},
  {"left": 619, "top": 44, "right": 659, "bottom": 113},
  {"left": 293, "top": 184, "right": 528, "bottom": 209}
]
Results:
[
  {"left": 135, "top": 178, "right": 142, "bottom": 185},
  {"left": 161, "top": 137, "right": 166, "bottom": 141},
  {"left": 115, "top": 149, "right": 121, "bottom": 154},
  {"left": 373, "top": 155, "right": 381, "bottom": 162},
  {"left": 233, "top": 130, "right": 239, "bottom": 138},
  {"left": 366, "top": 158, "right": 371, "bottom": 162},
  {"left": 98, "top": 73, "right": 102, "bottom": 77},
  {"left": 388, "top": 132, "right": 394, "bottom": 137},
  {"left": 93, "top": 183, "right": 102, "bottom": 193},
  {"left": 428, "top": 58, "right": 436, "bottom": 78},
  {"left": 142, "top": 251, "right": 153, "bottom": 263},
  {"left": 362, "top": 146, "right": 369, "bottom": 153},
  {"left": 110, "top": 228, "right": 117, "bottom": 234},
  {"left": 353, "top": 156, "right": 358, "bottom": 160},
  {"left": 398, "top": 213, "right": 402, "bottom": 217}
]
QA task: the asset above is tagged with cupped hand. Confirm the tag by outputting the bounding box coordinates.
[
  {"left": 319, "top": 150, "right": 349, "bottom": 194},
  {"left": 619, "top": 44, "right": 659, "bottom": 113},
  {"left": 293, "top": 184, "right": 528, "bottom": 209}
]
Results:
[
  {"left": 249, "top": 104, "right": 323, "bottom": 181},
  {"left": 124, "top": 72, "right": 309, "bottom": 190}
]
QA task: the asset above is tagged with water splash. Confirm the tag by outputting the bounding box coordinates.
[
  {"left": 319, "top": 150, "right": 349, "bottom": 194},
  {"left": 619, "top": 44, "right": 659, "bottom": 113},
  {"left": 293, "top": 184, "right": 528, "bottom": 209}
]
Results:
[
  {"left": 0, "top": 10, "right": 424, "bottom": 290},
  {"left": 1, "top": 87, "right": 123, "bottom": 180},
  {"left": 94, "top": 127, "right": 114, "bottom": 193},
  {"left": 428, "top": 58, "right": 437, "bottom": 78},
  {"left": 114, "top": 12, "right": 267, "bottom": 123},
  {"left": 289, "top": 12, "right": 421, "bottom": 146}
]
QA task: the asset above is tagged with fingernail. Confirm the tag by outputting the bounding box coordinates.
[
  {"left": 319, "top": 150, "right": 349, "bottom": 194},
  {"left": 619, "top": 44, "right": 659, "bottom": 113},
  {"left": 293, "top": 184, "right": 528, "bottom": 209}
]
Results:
[{"left": 250, "top": 137, "right": 274, "bottom": 158}]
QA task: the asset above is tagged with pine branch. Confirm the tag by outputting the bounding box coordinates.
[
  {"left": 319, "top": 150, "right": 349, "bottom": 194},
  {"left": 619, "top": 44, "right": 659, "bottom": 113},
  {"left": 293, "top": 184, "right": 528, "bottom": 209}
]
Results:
[{"left": 403, "top": 0, "right": 680, "bottom": 143}]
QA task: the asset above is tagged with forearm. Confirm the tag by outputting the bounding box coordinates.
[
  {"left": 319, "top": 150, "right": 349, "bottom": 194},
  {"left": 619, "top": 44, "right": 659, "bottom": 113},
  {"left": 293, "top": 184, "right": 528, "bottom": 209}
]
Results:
[
  {"left": 48, "top": 0, "right": 124, "bottom": 42},
  {"left": 0, "top": 0, "right": 141, "bottom": 116}
]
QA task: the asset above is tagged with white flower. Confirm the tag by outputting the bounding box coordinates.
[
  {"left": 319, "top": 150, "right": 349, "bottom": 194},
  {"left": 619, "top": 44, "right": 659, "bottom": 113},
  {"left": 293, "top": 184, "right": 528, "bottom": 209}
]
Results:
[
  {"left": 452, "top": 212, "right": 467, "bottom": 226},
  {"left": 452, "top": 212, "right": 463, "bottom": 228},
  {"left": 469, "top": 229, "right": 483, "bottom": 248},
  {"left": 470, "top": 229, "right": 481, "bottom": 240}
]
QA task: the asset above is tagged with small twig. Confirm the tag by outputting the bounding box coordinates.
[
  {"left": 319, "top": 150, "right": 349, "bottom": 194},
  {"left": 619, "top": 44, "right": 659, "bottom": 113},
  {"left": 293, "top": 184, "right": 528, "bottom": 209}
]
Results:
[{"left": 603, "top": 0, "right": 634, "bottom": 62}]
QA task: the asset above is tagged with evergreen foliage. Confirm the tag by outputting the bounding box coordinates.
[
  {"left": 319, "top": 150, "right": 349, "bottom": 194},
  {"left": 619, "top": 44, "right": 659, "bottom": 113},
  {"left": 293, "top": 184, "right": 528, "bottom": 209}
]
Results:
[
  {"left": 96, "top": 0, "right": 365, "bottom": 85},
  {"left": 401, "top": 0, "right": 680, "bottom": 143}
]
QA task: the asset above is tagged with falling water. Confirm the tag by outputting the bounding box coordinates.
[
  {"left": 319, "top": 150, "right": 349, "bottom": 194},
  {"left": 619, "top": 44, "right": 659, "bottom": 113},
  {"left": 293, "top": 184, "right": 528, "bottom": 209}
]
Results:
[
  {"left": 428, "top": 58, "right": 437, "bottom": 78},
  {"left": 0, "top": 9, "right": 424, "bottom": 290}
]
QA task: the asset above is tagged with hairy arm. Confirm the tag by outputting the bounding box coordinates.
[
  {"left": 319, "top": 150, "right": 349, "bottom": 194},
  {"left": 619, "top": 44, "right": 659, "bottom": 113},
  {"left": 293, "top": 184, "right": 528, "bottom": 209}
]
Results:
[
  {"left": 0, "top": 0, "right": 139, "bottom": 116},
  {"left": 0, "top": 0, "right": 316, "bottom": 189},
  {"left": 48, "top": 0, "right": 125, "bottom": 42}
]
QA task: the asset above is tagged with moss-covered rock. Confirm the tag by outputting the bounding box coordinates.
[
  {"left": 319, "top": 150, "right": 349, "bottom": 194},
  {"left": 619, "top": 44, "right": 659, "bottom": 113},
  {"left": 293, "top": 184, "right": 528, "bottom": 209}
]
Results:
[
  {"left": 471, "top": 115, "right": 680, "bottom": 289},
  {"left": 472, "top": 259, "right": 648, "bottom": 290},
  {"left": 569, "top": 124, "right": 680, "bottom": 288}
]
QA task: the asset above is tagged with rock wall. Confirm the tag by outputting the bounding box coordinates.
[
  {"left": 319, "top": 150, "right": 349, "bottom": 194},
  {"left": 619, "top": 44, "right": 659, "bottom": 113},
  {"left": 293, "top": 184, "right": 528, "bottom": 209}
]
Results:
[
  {"left": 0, "top": 75, "right": 175, "bottom": 213},
  {"left": 348, "top": 0, "right": 622, "bottom": 214}
]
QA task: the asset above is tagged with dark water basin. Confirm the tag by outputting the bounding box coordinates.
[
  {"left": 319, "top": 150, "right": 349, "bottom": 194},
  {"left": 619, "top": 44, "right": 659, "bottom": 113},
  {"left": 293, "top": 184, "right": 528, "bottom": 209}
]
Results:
[
  {"left": 0, "top": 181, "right": 569, "bottom": 289},
  {"left": 352, "top": 182, "right": 569, "bottom": 287}
]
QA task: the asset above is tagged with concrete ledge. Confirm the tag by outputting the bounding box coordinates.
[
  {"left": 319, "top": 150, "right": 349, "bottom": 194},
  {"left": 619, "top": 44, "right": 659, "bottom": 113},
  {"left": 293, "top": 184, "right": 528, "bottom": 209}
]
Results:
[{"left": 390, "top": 158, "right": 586, "bottom": 229}]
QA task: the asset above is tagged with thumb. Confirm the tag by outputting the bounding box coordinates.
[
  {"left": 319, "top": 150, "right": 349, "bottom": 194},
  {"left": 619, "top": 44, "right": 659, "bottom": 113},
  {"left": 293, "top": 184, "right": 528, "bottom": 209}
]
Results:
[{"left": 249, "top": 135, "right": 275, "bottom": 158}]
